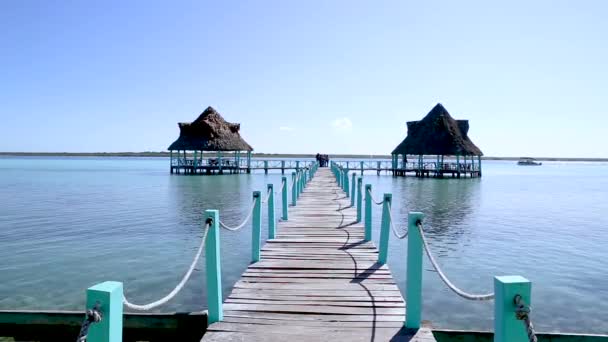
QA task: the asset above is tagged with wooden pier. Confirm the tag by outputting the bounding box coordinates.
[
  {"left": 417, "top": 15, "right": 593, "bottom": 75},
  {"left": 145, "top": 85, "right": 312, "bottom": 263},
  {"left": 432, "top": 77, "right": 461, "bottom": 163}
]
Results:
[{"left": 202, "top": 168, "right": 435, "bottom": 341}]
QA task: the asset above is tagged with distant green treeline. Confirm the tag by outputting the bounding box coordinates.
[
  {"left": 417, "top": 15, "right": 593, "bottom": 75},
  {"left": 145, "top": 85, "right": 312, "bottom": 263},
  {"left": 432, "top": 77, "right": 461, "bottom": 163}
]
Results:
[{"left": 1, "top": 152, "right": 607, "bottom": 162}]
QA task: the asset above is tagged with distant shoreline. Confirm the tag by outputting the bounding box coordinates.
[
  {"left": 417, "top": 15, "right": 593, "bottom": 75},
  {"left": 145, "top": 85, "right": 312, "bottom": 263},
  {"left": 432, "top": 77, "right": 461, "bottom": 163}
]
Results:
[{"left": 0, "top": 152, "right": 607, "bottom": 162}]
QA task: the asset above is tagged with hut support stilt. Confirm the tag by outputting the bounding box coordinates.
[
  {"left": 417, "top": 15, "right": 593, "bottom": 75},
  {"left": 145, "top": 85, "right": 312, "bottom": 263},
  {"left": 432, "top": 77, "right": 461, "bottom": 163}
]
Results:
[{"left": 247, "top": 151, "right": 251, "bottom": 174}]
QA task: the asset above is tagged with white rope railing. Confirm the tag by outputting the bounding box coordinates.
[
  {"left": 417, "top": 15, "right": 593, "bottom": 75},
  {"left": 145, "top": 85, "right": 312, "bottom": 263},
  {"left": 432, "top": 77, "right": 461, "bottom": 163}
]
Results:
[
  {"left": 123, "top": 223, "right": 210, "bottom": 311},
  {"left": 261, "top": 187, "right": 272, "bottom": 204},
  {"left": 290, "top": 174, "right": 297, "bottom": 191},
  {"left": 387, "top": 202, "right": 408, "bottom": 239},
  {"left": 367, "top": 188, "right": 385, "bottom": 205},
  {"left": 218, "top": 199, "right": 257, "bottom": 231},
  {"left": 417, "top": 222, "right": 494, "bottom": 301}
]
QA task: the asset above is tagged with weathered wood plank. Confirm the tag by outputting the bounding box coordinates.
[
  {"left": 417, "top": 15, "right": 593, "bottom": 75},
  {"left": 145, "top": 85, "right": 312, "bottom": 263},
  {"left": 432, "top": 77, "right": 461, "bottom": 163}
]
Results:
[{"left": 222, "top": 311, "right": 405, "bottom": 322}]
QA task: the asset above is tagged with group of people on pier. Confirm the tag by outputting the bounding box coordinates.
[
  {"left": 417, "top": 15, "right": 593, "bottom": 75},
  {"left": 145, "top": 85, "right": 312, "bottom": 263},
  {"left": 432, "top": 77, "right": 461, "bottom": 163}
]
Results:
[{"left": 316, "top": 154, "right": 329, "bottom": 167}]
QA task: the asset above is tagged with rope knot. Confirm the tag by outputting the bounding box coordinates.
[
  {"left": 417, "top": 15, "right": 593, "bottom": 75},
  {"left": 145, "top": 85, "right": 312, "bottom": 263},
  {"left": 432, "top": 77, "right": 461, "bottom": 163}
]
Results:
[
  {"left": 514, "top": 295, "right": 531, "bottom": 320},
  {"left": 514, "top": 294, "right": 537, "bottom": 342},
  {"left": 86, "top": 307, "right": 102, "bottom": 323},
  {"left": 76, "top": 302, "right": 102, "bottom": 342}
]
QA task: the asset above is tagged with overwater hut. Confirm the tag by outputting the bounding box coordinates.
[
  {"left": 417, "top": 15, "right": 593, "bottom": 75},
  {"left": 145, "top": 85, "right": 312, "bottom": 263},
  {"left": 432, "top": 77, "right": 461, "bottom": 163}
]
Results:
[
  {"left": 168, "top": 106, "right": 253, "bottom": 174},
  {"left": 391, "top": 103, "right": 483, "bottom": 178}
]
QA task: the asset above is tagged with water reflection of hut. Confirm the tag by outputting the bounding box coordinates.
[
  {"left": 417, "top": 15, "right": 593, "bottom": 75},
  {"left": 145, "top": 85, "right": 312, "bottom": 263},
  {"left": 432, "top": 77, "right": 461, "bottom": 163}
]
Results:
[
  {"left": 168, "top": 106, "right": 253, "bottom": 174},
  {"left": 391, "top": 104, "right": 483, "bottom": 178}
]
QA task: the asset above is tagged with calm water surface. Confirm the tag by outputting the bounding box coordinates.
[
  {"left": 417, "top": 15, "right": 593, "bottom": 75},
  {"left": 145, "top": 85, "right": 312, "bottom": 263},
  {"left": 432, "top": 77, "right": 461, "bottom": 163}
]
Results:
[{"left": 0, "top": 157, "right": 607, "bottom": 334}]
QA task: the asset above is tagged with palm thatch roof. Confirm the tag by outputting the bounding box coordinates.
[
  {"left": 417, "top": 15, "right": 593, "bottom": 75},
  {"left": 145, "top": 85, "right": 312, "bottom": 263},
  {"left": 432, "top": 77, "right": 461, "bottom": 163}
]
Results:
[
  {"left": 168, "top": 107, "right": 253, "bottom": 151},
  {"left": 392, "top": 103, "right": 483, "bottom": 156}
]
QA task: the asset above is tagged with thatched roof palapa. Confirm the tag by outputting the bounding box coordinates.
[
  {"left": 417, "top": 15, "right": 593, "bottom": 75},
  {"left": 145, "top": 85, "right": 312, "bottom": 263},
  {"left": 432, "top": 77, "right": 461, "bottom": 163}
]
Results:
[
  {"left": 392, "top": 103, "right": 483, "bottom": 156},
  {"left": 168, "top": 107, "right": 253, "bottom": 152}
]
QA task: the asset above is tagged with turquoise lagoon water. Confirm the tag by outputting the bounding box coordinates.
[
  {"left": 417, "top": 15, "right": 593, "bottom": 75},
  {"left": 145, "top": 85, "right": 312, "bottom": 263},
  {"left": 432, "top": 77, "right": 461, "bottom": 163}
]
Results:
[{"left": 0, "top": 157, "right": 607, "bottom": 334}]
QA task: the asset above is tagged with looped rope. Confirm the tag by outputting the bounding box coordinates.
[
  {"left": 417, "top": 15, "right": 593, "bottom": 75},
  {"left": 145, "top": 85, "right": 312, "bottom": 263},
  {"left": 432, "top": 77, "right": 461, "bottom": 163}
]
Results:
[
  {"left": 417, "top": 222, "right": 495, "bottom": 301},
  {"left": 366, "top": 188, "right": 384, "bottom": 205},
  {"left": 123, "top": 223, "right": 209, "bottom": 311},
  {"left": 387, "top": 202, "right": 408, "bottom": 239},
  {"left": 76, "top": 303, "right": 102, "bottom": 342},
  {"left": 515, "top": 295, "right": 538, "bottom": 342},
  {"left": 219, "top": 199, "right": 256, "bottom": 231},
  {"left": 290, "top": 175, "right": 297, "bottom": 191},
  {"left": 261, "top": 187, "right": 272, "bottom": 204}
]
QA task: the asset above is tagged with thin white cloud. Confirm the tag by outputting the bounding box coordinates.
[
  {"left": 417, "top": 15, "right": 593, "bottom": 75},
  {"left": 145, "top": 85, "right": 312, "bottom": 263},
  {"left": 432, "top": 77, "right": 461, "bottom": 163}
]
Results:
[
  {"left": 331, "top": 117, "right": 353, "bottom": 131},
  {"left": 279, "top": 126, "right": 294, "bottom": 131}
]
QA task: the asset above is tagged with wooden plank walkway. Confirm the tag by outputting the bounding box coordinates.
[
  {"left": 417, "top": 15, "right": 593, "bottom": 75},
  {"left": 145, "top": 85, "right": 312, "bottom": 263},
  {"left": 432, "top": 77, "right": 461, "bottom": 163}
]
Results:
[{"left": 202, "top": 168, "right": 436, "bottom": 341}]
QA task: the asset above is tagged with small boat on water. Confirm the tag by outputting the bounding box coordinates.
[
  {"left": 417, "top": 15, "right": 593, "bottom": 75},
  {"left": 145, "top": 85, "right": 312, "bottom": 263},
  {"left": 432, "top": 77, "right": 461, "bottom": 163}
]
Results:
[{"left": 518, "top": 157, "right": 542, "bottom": 166}]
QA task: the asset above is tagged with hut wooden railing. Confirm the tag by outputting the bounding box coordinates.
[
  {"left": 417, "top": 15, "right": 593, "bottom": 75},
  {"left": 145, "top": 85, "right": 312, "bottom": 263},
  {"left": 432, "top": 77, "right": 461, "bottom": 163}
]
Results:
[
  {"left": 330, "top": 161, "right": 537, "bottom": 342},
  {"left": 171, "top": 158, "right": 315, "bottom": 171},
  {"left": 172, "top": 158, "right": 238, "bottom": 167},
  {"left": 20, "top": 163, "right": 318, "bottom": 342},
  {"left": 331, "top": 159, "right": 481, "bottom": 174},
  {"left": 239, "top": 159, "right": 314, "bottom": 170}
]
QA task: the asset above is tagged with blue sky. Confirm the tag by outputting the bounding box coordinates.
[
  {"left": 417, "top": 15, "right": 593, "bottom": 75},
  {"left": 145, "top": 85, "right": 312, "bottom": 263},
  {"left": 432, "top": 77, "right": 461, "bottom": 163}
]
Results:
[{"left": 1, "top": 1, "right": 606, "bottom": 157}]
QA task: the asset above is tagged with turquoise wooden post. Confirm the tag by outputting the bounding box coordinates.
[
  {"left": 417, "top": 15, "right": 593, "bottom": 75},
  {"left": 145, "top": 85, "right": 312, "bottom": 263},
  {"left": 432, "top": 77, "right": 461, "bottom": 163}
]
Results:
[
  {"left": 494, "top": 276, "right": 531, "bottom": 342},
  {"left": 337, "top": 168, "right": 342, "bottom": 187},
  {"left": 364, "top": 184, "right": 372, "bottom": 241},
  {"left": 86, "top": 281, "right": 123, "bottom": 342},
  {"left": 204, "top": 209, "right": 223, "bottom": 324},
  {"left": 281, "top": 177, "right": 288, "bottom": 220},
  {"left": 267, "top": 184, "right": 275, "bottom": 239},
  {"left": 251, "top": 191, "right": 262, "bottom": 263},
  {"left": 291, "top": 172, "right": 297, "bottom": 206},
  {"left": 378, "top": 193, "right": 392, "bottom": 264},
  {"left": 350, "top": 172, "right": 356, "bottom": 206},
  {"left": 356, "top": 177, "right": 363, "bottom": 222},
  {"left": 264, "top": 160, "right": 268, "bottom": 174},
  {"left": 406, "top": 212, "right": 425, "bottom": 329},
  {"left": 344, "top": 170, "right": 349, "bottom": 197}
]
